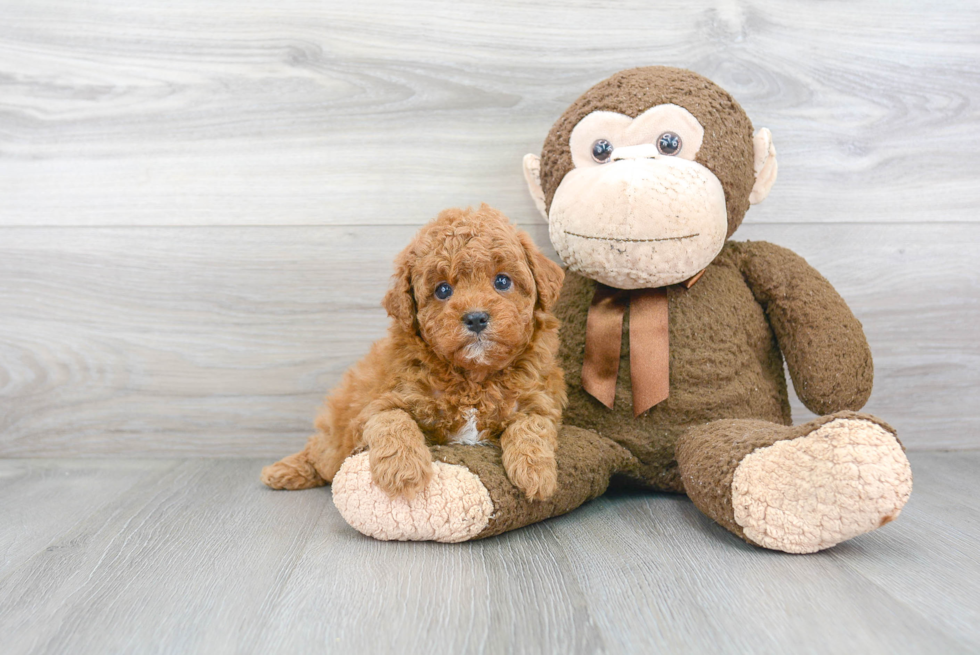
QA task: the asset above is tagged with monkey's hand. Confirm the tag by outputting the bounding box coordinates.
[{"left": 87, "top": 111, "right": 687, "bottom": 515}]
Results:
[{"left": 736, "top": 240, "right": 874, "bottom": 414}]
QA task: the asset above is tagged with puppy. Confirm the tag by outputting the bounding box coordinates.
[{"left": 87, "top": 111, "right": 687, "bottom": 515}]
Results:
[{"left": 261, "top": 205, "right": 567, "bottom": 501}]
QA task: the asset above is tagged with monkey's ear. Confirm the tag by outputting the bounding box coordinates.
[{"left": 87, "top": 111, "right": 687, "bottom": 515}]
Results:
[
  {"left": 382, "top": 250, "right": 417, "bottom": 334},
  {"left": 523, "top": 154, "right": 549, "bottom": 220},
  {"left": 518, "top": 230, "right": 564, "bottom": 312},
  {"left": 749, "top": 128, "right": 778, "bottom": 205}
]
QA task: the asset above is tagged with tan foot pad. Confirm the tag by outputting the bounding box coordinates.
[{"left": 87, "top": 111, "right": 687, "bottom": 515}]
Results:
[
  {"left": 732, "top": 418, "right": 912, "bottom": 554},
  {"left": 332, "top": 452, "right": 494, "bottom": 543}
]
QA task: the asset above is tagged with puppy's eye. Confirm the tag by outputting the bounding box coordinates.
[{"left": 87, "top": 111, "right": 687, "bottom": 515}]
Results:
[
  {"left": 591, "top": 139, "right": 613, "bottom": 163},
  {"left": 434, "top": 282, "right": 453, "bottom": 300},
  {"left": 657, "top": 132, "right": 682, "bottom": 156},
  {"left": 494, "top": 274, "right": 512, "bottom": 292}
]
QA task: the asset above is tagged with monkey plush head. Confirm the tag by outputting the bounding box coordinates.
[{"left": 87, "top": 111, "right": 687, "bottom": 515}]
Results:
[{"left": 524, "top": 66, "right": 777, "bottom": 289}]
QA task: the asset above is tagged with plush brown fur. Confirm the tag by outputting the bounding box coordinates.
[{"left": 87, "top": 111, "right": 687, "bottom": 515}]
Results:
[
  {"left": 261, "top": 205, "right": 567, "bottom": 501},
  {"left": 554, "top": 242, "right": 874, "bottom": 493}
]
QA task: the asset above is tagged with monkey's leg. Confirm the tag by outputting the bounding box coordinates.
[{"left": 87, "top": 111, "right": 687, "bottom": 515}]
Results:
[
  {"left": 675, "top": 411, "right": 912, "bottom": 554},
  {"left": 331, "top": 426, "right": 639, "bottom": 543}
]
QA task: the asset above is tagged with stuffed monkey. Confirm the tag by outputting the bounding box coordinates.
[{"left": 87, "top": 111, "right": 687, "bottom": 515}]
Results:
[{"left": 330, "top": 67, "right": 911, "bottom": 553}]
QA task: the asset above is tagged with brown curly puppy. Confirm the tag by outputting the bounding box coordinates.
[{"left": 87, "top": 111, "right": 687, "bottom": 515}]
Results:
[{"left": 261, "top": 205, "right": 567, "bottom": 501}]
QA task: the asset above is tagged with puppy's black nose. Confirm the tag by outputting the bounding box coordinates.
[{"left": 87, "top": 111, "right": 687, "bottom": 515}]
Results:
[{"left": 462, "top": 311, "right": 490, "bottom": 334}]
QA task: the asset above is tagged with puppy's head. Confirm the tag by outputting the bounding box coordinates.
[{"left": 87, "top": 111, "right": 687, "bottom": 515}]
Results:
[{"left": 384, "top": 204, "right": 564, "bottom": 373}]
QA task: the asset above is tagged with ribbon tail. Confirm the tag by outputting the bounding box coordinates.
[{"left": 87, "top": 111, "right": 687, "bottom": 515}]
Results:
[
  {"left": 629, "top": 288, "right": 670, "bottom": 417},
  {"left": 581, "top": 284, "right": 626, "bottom": 410}
]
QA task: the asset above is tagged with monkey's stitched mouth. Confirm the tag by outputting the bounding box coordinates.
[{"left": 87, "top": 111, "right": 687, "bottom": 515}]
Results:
[{"left": 564, "top": 231, "right": 699, "bottom": 243}]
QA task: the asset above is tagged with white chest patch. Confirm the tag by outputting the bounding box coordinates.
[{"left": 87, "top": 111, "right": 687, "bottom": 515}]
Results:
[{"left": 449, "top": 408, "right": 488, "bottom": 445}]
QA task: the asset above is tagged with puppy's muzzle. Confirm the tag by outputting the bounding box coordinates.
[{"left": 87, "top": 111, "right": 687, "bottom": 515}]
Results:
[{"left": 462, "top": 311, "right": 490, "bottom": 334}]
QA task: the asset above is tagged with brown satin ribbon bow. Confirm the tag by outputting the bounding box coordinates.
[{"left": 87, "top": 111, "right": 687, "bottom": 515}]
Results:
[{"left": 581, "top": 271, "right": 704, "bottom": 417}]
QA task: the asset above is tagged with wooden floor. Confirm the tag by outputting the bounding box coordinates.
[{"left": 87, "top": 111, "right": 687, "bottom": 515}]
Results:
[{"left": 0, "top": 451, "right": 977, "bottom": 654}]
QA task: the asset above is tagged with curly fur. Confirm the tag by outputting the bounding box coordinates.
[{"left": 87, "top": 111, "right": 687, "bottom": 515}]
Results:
[{"left": 261, "top": 204, "right": 567, "bottom": 501}]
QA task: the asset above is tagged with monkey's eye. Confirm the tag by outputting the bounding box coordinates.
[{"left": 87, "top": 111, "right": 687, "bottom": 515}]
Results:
[
  {"left": 657, "top": 132, "right": 682, "bottom": 156},
  {"left": 494, "top": 274, "right": 512, "bottom": 292},
  {"left": 434, "top": 282, "right": 453, "bottom": 300},
  {"left": 591, "top": 139, "right": 614, "bottom": 163}
]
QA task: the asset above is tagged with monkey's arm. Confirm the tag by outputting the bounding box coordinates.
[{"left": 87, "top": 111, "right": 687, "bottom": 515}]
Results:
[{"left": 733, "top": 240, "right": 873, "bottom": 414}]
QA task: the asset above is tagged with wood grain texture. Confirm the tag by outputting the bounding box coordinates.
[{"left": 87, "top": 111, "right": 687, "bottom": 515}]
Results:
[
  {"left": 0, "top": 0, "right": 977, "bottom": 227},
  {"left": 0, "top": 452, "right": 977, "bottom": 654},
  {"left": 0, "top": 459, "right": 178, "bottom": 575},
  {"left": 827, "top": 451, "right": 980, "bottom": 643},
  {"left": 0, "top": 223, "right": 976, "bottom": 456},
  {"left": 1, "top": 0, "right": 977, "bottom": 455}
]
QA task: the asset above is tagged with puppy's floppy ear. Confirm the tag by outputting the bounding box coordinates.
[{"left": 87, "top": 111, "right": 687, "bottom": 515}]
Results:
[
  {"left": 383, "top": 248, "right": 417, "bottom": 333},
  {"left": 518, "top": 230, "right": 564, "bottom": 312}
]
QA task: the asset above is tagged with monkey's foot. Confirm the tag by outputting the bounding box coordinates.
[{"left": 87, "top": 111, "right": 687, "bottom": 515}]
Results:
[
  {"left": 331, "top": 452, "right": 494, "bottom": 543},
  {"left": 731, "top": 417, "right": 912, "bottom": 554}
]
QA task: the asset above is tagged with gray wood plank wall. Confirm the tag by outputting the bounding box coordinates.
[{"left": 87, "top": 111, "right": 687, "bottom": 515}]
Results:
[{"left": 1, "top": 0, "right": 978, "bottom": 455}]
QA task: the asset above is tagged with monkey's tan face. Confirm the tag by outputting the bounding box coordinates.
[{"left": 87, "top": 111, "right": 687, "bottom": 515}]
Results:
[{"left": 545, "top": 104, "right": 728, "bottom": 289}]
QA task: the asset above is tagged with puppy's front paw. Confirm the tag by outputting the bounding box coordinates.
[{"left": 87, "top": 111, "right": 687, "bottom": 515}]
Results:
[
  {"left": 503, "top": 446, "right": 557, "bottom": 501},
  {"left": 369, "top": 447, "right": 434, "bottom": 500}
]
